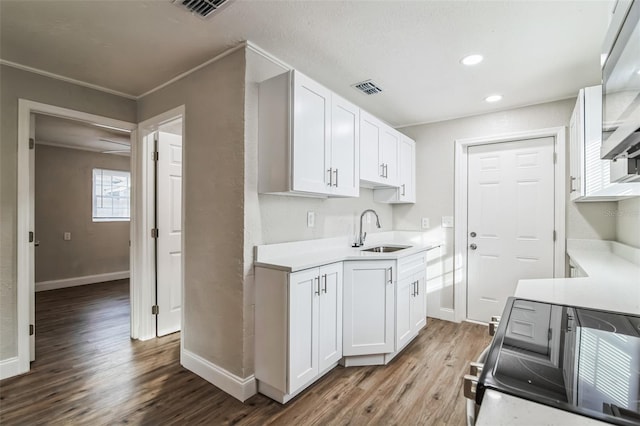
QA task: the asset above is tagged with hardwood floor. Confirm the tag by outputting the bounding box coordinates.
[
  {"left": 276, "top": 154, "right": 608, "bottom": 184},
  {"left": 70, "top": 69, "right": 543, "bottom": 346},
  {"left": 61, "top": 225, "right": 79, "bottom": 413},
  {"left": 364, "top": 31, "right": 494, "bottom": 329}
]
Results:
[{"left": 0, "top": 280, "right": 491, "bottom": 425}]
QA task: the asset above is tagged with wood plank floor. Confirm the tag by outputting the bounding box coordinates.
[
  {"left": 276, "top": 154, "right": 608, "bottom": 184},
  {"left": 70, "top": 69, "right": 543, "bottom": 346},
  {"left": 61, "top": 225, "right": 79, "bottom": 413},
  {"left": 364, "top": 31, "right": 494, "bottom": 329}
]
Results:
[{"left": 0, "top": 280, "right": 492, "bottom": 425}]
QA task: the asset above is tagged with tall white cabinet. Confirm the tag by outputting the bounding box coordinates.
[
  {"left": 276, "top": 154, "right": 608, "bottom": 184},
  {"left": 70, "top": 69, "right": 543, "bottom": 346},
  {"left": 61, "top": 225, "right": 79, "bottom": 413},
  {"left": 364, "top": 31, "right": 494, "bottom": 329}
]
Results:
[
  {"left": 255, "top": 262, "right": 343, "bottom": 403},
  {"left": 259, "top": 70, "right": 359, "bottom": 197}
]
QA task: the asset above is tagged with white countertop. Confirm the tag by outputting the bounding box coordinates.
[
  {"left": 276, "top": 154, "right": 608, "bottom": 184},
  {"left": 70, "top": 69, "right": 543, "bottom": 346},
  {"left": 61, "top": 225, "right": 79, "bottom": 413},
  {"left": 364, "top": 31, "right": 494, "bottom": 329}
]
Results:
[
  {"left": 476, "top": 390, "right": 609, "bottom": 425},
  {"left": 515, "top": 239, "right": 640, "bottom": 315},
  {"left": 476, "top": 239, "right": 640, "bottom": 426},
  {"left": 254, "top": 231, "right": 441, "bottom": 272}
]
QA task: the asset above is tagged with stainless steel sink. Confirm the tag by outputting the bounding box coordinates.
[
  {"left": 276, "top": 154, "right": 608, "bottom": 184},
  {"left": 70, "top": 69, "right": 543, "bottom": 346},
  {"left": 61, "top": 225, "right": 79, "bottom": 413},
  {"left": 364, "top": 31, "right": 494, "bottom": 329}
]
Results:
[{"left": 362, "top": 245, "right": 411, "bottom": 253}]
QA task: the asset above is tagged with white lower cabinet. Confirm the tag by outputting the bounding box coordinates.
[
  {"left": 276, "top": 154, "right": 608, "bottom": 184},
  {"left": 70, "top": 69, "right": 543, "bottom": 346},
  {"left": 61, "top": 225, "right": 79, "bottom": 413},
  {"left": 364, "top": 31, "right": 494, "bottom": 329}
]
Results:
[
  {"left": 255, "top": 262, "right": 342, "bottom": 403},
  {"left": 396, "top": 270, "right": 427, "bottom": 350},
  {"left": 343, "top": 260, "right": 395, "bottom": 356}
]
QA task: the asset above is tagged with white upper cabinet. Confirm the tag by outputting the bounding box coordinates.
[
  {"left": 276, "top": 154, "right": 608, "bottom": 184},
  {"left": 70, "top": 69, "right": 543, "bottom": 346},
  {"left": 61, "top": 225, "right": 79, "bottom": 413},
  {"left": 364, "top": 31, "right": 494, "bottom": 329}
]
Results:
[
  {"left": 359, "top": 110, "right": 400, "bottom": 188},
  {"left": 292, "top": 73, "right": 332, "bottom": 194},
  {"left": 374, "top": 136, "right": 416, "bottom": 203},
  {"left": 570, "top": 85, "right": 640, "bottom": 201},
  {"left": 330, "top": 94, "right": 360, "bottom": 197},
  {"left": 258, "top": 70, "right": 359, "bottom": 197}
]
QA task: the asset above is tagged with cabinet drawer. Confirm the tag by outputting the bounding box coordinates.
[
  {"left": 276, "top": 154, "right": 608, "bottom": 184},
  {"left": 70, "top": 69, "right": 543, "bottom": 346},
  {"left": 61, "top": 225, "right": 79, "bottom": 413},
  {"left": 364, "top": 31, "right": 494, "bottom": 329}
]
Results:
[{"left": 398, "top": 252, "right": 426, "bottom": 279}]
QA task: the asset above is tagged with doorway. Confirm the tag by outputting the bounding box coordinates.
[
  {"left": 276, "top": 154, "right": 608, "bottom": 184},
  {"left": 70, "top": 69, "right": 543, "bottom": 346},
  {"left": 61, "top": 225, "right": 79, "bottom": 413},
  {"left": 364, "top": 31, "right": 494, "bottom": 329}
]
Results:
[
  {"left": 453, "top": 128, "right": 566, "bottom": 324},
  {"left": 32, "top": 113, "right": 134, "bottom": 359},
  {"left": 133, "top": 107, "right": 185, "bottom": 339}
]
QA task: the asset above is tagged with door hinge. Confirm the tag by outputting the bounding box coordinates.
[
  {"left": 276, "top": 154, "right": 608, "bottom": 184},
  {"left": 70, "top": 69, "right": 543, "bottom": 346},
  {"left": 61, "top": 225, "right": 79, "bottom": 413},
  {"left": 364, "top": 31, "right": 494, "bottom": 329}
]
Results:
[
  {"left": 553, "top": 230, "right": 557, "bottom": 242},
  {"left": 29, "top": 324, "right": 34, "bottom": 336},
  {"left": 29, "top": 138, "right": 35, "bottom": 150},
  {"left": 152, "top": 305, "right": 159, "bottom": 315},
  {"left": 152, "top": 151, "right": 159, "bottom": 161},
  {"left": 151, "top": 228, "right": 159, "bottom": 239},
  {"left": 29, "top": 231, "right": 34, "bottom": 243}
]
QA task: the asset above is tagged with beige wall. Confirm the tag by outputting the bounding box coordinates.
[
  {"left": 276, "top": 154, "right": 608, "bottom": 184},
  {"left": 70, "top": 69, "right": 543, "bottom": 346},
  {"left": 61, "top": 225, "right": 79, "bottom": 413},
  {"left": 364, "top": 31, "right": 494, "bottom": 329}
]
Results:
[
  {"left": 137, "top": 49, "right": 248, "bottom": 377},
  {"left": 35, "top": 145, "right": 130, "bottom": 282},
  {"left": 616, "top": 198, "right": 640, "bottom": 248},
  {"left": 396, "top": 99, "right": 618, "bottom": 312},
  {"left": 0, "top": 65, "right": 136, "bottom": 360}
]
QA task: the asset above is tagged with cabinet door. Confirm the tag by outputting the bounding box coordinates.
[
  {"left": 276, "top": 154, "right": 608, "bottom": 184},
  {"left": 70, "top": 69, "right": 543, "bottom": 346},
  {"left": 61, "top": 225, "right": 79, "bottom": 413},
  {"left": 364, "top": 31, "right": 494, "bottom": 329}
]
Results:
[
  {"left": 318, "top": 262, "right": 343, "bottom": 372},
  {"left": 360, "top": 111, "right": 383, "bottom": 183},
  {"left": 331, "top": 95, "right": 360, "bottom": 197},
  {"left": 569, "top": 91, "right": 584, "bottom": 200},
  {"left": 397, "top": 137, "right": 415, "bottom": 202},
  {"left": 380, "top": 126, "right": 399, "bottom": 186},
  {"left": 292, "top": 72, "right": 331, "bottom": 194},
  {"left": 396, "top": 275, "right": 414, "bottom": 349},
  {"left": 411, "top": 271, "right": 427, "bottom": 332},
  {"left": 343, "top": 260, "right": 395, "bottom": 355},
  {"left": 288, "top": 268, "right": 320, "bottom": 393}
]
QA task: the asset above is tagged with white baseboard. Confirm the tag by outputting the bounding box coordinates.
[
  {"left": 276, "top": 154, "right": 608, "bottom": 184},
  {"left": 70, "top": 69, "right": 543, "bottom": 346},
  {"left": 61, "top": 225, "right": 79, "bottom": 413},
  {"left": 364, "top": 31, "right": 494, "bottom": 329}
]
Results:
[
  {"left": 0, "top": 357, "right": 23, "bottom": 380},
  {"left": 36, "top": 270, "right": 130, "bottom": 292},
  {"left": 181, "top": 349, "right": 256, "bottom": 402}
]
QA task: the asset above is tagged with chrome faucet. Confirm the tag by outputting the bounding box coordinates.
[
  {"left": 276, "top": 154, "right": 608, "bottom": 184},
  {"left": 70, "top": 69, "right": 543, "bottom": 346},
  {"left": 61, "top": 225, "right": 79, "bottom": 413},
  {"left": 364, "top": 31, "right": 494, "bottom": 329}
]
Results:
[{"left": 355, "top": 209, "right": 381, "bottom": 247}]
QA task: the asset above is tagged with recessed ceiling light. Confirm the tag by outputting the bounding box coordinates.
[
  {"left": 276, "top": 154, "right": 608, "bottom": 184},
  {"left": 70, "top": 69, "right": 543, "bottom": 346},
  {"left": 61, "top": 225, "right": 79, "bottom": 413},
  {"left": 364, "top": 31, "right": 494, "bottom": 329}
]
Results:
[
  {"left": 461, "top": 54, "right": 484, "bottom": 66},
  {"left": 485, "top": 94, "right": 503, "bottom": 103}
]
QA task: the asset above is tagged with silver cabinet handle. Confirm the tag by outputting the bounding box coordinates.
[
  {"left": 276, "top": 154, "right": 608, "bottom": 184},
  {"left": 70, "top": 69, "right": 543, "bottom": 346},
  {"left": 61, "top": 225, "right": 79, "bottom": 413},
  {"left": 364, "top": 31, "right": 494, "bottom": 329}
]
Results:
[
  {"left": 411, "top": 281, "right": 416, "bottom": 297},
  {"left": 322, "top": 274, "right": 327, "bottom": 293},
  {"left": 384, "top": 164, "right": 388, "bottom": 178},
  {"left": 327, "top": 168, "right": 333, "bottom": 186},
  {"left": 401, "top": 184, "right": 406, "bottom": 196},
  {"left": 380, "top": 163, "right": 385, "bottom": 178},
  {"left": 388, "top": 267, "right": 393, "bottom": 284},
  {"left": 315, "top": 276, "right": 321, "bottom": 296},
  {"left": 416, "top": 280, "right": 419, "bottom": 296},
  {"left": 470, "top": 243, "right": 477, "bottom": 250},
  {"left": 333, "top": 169, "right": 338, "bottom": 187},
  {"left": 570, "top": 176, "right": 577, "bottom": 193},
  {"left": 463, "top": 374, "right": 478, "bottom": 400}
]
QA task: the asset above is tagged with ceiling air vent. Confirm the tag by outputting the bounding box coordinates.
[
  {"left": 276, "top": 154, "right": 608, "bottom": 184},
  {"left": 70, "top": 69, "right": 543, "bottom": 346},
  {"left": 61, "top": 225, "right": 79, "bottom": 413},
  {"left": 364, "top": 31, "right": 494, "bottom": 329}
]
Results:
[
  {"left": 173, "top": 0, "right": 233, "bottom": 18},
  {"left": 352, "top": 80, "right": 383, "bottom": 95}
]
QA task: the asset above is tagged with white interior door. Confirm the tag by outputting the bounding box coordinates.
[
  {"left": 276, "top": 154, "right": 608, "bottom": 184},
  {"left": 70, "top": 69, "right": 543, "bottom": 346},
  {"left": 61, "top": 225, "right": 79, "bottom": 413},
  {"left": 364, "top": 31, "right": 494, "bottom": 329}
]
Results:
[
  {"left": 29, "top": 113, "right": 36, "bottom": 361},
  {"left": 156, "top": 131, "right": 183, "bottom": 336},
  {"left": 467, "top": 137, "right": 555, "bottom": 322}
]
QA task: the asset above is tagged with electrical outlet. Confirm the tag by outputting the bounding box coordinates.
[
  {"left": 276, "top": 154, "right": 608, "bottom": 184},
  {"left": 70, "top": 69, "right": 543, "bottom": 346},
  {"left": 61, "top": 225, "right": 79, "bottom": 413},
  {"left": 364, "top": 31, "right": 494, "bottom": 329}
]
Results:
[
  {"left": 307, "top": 211, "right": 315, "bottom": 228},
  {"left": 63, "top": 232, "right": 71, "bottom": 241},
  {"left": 421, "top": 218, "right": 430, "bottom": 229},
  {"left": 442, "top": 216, "right": 454, "bottom": 228}
]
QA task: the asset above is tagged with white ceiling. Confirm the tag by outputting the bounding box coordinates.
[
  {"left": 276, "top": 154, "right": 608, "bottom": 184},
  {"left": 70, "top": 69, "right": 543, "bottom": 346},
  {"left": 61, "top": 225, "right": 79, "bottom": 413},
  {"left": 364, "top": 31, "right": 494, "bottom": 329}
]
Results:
[
  {"left": 1, "top": 0, "right": 613, "bottom": 127},
  {"left": 35, "top": 114, "right": 131, "bottom": 155}
]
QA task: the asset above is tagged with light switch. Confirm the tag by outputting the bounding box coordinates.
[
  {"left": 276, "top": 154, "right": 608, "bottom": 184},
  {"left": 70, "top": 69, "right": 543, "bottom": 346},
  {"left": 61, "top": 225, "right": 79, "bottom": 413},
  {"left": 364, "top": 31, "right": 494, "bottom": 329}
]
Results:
[
  {"left": 64, "top": 232, "right": 71, "bottom": 241},
  {"left": 307, "top": 211, "right": 315, "bottom": 228},
  {"left": 442, "top": 216, "right": 454, "bottom": 228},
  {"left": 421, "top": 218, "right": 430, "bottom": 229}
]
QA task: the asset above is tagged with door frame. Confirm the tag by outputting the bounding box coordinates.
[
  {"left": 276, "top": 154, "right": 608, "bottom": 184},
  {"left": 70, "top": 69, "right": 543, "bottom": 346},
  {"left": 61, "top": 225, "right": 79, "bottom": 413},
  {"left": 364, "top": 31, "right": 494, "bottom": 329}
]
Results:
[
  {"left": 15, "top": 99, "right": 137, "bottom": 376},
  {"left": 453, "top": 127, "right": 566, "bottom": 323},
  {"left": 133, "top": 105, "right": 186, "bottom": 340}
]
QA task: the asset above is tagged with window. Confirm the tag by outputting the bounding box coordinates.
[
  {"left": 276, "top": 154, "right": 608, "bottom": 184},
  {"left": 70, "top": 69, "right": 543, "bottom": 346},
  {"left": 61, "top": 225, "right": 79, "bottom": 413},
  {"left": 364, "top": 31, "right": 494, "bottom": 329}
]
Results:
[{"left": 92, "top": 168, "right": 131, "bottom": 221}]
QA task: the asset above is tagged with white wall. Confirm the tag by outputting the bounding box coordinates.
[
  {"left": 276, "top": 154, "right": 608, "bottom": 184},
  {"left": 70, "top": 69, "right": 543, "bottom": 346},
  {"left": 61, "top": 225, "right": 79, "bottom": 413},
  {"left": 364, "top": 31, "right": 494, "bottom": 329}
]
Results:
[
  {"left": 396, "top": 99, "right": 618, "bottom": 315},
  {"left": 137, "top": 48, "right": 248, "bottom": 378},
  {"left": 616, "top": 197, "right": 640, "bottom": 248},
  {"left": 0, "top": 64, "right": 136, "bottom": 361}
]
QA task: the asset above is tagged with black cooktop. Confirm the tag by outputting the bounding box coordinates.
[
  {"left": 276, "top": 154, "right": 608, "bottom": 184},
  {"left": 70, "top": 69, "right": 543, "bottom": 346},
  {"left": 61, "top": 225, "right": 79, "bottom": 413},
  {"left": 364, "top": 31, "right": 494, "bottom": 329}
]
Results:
[{"left": 477, "top": 297, "right": 640, "bottom": 426}]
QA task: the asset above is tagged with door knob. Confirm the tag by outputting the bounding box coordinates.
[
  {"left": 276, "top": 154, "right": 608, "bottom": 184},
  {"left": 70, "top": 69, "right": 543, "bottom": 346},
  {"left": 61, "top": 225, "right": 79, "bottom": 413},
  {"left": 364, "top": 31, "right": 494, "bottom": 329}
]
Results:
[
  {"left": 470, "top": 232, "right": 476, "bottom": 238},
  {"left": 469, "top": 243, "right": 477, "bottom": 250}
]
